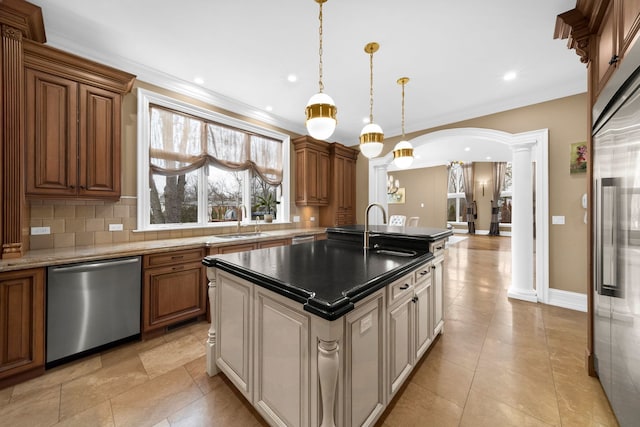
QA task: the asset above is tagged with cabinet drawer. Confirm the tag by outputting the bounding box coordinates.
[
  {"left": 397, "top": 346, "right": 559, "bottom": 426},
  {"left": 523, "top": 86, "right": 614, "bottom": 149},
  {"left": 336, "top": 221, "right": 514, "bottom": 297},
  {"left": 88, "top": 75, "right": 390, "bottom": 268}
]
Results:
[
  {"left": 144, "top": 248, "right": 205, "bottom": 268},
  {"left": 387, "top": 275, "right": 414, "bottom": 307},
  {"left": 414, "top": 263, "right": 432, "bottom": 285},
  {"left": 430, "top": 240, "right": 446, "bottom": 258}
]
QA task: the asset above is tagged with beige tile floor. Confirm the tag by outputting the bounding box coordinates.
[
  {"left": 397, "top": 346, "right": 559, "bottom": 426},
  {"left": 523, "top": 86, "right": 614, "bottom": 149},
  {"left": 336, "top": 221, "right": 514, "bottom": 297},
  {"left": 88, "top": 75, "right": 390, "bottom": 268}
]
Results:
[{"left": 0, "top": 235, "right": 618, "bottom": 426}]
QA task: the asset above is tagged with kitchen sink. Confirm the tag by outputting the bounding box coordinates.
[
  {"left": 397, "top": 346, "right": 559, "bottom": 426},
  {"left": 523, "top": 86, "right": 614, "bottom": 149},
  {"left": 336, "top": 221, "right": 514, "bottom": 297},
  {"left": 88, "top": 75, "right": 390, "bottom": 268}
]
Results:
[
  {"left": 374, "top": 248, "right": 418, "bottom": 257},
  {"left": 213, "top": 232, "right": 270, "bottom": 240}
]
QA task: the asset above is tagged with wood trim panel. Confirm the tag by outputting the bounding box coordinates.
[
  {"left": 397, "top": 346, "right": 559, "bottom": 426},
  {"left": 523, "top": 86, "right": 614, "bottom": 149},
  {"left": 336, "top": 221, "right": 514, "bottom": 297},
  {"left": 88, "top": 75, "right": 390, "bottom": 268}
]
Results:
[{"left": 0, "top": 0, "right": 45, "bottom": 43}]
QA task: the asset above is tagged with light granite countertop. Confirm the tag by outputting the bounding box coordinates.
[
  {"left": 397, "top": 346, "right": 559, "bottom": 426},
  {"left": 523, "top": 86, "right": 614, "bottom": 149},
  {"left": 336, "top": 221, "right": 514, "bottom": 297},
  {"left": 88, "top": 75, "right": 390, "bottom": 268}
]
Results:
[{"left": 0, "top": 228, "right": 327, "bottom": 272}]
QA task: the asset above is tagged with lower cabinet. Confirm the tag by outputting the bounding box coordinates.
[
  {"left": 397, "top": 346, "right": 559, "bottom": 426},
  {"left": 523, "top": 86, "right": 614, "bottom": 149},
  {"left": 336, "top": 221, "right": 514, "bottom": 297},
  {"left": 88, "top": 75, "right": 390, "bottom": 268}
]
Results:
[
  {"left": 143, "top": 248, "right": 207, "bottom": 333},
  {"left": 430, "top": 240, "right": 446, "bottom": 336},
  {"left": 0, "top": 268, "right": 45, "bottom": 387}
]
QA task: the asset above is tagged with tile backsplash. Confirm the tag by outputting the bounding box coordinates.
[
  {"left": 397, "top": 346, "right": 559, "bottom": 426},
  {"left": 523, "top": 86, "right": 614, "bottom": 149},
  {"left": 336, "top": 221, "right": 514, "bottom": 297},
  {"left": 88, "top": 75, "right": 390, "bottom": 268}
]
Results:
[{"left": 29, "top": 197, "right": 316, "bottom": 250}]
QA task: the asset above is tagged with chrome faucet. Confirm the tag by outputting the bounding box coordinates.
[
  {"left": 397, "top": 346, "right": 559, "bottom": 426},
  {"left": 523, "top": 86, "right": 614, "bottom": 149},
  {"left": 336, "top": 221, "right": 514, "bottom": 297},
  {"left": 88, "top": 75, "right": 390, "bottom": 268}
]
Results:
[
  {"left": 236, "top": 205, "right": 247, "bottom": 233},
  {"left": 364, "top": 203, "right": 387, "bottom": 249}
]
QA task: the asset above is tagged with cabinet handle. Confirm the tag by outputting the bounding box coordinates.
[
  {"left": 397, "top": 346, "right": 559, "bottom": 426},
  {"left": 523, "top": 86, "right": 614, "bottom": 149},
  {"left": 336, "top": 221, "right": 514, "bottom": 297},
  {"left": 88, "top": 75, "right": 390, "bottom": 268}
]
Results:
[
  {"left": 432, "top": 265, "right": 436, "bottom": 270},
  {"left": 69, "top": 185, "right": 75, "bottom": 189},
  {"left": 171, "top": 255, "right": 184, "bottom": 260},
  {"left": 609, "top": 55, "right": 619, "bottom": 65},
  {"left": 171, "top": 265, "right": 185, "bottom": 271},
  {"left": 79, "top": 185, "right": 85, "bottom": 189},
  {"left": 412, "top": 296, "right": 418, "bottom": 303},
  {"left": 399, "top": 284, "right": 410, "bottom": 290},
  {"left": 436, "top": 246, "right": 443, "bottom": 250},
  {"left": 419, "top": 270, "right": 428, "bottom": 276}
]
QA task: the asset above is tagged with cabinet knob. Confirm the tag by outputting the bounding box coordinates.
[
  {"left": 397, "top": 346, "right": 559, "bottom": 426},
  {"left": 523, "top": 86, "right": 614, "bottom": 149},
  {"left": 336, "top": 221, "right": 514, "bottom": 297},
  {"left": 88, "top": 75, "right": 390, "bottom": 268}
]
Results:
[
  {"left": 399, "top": 284, "right": 410, "bottom": 290},
  {"left": 419, "top": 270, "right": 428, "bottom": 276},
  {"left": 69, "top": 185, "right": 75, "bottom": 189},
  {"left": 411, "top": 296, "right": 418, "bottom": 303},
  {"left": 609, "top": 55, "right": 619, "bottom": 65},
  {"left": 432, "top": 265, "right": 436, "bottom": 270}
]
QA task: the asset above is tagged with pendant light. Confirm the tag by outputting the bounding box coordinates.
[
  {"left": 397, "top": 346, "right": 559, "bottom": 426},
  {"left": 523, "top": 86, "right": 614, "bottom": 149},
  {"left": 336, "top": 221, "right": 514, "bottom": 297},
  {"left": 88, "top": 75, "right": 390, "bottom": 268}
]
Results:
[
  {"left": 305, "top": 0, "right": 337, "bottom": 141},
  {"left": 359, "top": 42, "right": 384, "bottom": 158},
  {"left": 393, "top": 77, "right": 414, "bottom": 169}
]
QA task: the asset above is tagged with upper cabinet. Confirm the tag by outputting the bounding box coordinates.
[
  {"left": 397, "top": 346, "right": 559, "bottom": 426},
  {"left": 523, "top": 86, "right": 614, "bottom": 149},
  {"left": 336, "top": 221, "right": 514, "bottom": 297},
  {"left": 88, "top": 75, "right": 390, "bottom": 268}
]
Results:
[
  {"left": 320, "top": 142, "right": 359, "bottom": 227},
  {"left": 293, "top": 135, "right": 330, "bottom": 206},
  {"left": 23, "top": 40, "right": 135, "bottom": 200},
  {"left": 556, "top": 0, "right": 640, "bottom": 101}
]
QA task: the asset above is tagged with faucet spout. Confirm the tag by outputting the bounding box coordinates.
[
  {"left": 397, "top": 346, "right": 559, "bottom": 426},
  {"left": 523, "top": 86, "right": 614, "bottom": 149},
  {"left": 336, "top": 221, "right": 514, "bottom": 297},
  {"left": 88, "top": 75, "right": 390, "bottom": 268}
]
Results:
[
  {"left": 236, "top": 205, "right": 247, "bottom": 233},
  {"left": 364, "top": 203, "right": 387, "bottom": 249}
]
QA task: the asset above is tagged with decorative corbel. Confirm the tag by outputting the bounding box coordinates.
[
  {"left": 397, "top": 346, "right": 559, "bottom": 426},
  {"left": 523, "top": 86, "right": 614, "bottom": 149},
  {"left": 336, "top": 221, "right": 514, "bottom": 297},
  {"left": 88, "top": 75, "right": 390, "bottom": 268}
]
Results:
[{"left": 555, "top": 8, "right": 591, "bottom": 64}]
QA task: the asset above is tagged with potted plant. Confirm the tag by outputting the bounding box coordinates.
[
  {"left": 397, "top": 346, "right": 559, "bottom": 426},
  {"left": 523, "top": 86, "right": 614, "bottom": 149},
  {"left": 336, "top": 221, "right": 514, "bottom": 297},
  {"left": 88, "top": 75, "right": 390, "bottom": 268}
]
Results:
[{"left": 256, "top": 193, "right": 279, "bottom": 223}]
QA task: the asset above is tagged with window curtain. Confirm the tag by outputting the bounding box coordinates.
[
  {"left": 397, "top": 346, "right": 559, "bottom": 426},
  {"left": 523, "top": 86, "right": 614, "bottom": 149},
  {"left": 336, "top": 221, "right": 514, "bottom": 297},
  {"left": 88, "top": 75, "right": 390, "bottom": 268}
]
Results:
[
  {"left": 148, "top": 106, "right": 283, "bottom": 185},
  {"left": 461, "top": 162, "right": 476, "bottom": 234},
  {"left": 490, "top": 162, "right": 507, "bottom": 235}
]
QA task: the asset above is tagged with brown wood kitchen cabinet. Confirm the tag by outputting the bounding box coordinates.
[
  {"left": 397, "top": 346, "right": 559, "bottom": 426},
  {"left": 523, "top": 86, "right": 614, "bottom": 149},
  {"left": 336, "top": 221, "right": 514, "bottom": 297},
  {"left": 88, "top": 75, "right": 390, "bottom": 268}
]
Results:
[
  {"left": 143, "top": 248, "right": 207, "bottom": 335},
  {"left": 0, "top": 268, "right": 45, "bottom": 388},
  {"left": 320, "top": 142, "right": 359, "bottom": 227},
  {"left": 293, "top": 135, "right": 330, "bottom": 206},
  {"left": 23, "top": 40, "right": 135, "bottom": 200}
]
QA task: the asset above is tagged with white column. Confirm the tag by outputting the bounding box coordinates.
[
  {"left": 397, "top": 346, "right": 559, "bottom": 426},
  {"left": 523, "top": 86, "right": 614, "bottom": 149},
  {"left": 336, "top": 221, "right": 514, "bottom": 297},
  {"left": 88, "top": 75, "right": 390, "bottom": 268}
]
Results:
[
  {"left": 206, "top": 268, "right": 220, "bottom": 376},
  {"left": 508, "top": 142, "right": 537, "bottom": 303}
]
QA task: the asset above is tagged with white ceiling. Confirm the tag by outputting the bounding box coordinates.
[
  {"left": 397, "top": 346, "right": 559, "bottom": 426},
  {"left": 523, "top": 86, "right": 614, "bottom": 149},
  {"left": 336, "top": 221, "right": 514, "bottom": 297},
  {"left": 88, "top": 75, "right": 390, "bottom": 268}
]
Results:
[{"left": 29, "top": 0, "right": 585, "bottom": 150}]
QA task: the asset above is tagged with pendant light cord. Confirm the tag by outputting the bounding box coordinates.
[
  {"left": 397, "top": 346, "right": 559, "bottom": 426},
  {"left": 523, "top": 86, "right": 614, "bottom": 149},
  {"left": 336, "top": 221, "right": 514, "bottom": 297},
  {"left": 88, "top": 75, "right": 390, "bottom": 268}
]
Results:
[
  {"left": 401, "top": 80, "right": 406, "bottom": 139},
  {"left": 369, "top": 50, "right": 374, "bottom": 123},
  {"left": 318, "top": 2, "right": 324, "bottom": 93}
]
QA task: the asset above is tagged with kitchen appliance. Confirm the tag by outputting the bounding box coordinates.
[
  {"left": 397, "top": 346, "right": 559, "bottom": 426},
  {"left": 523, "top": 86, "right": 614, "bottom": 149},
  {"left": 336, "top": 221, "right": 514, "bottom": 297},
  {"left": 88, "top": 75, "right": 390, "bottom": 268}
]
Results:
[
  {"left": 593, "top": 64, "right": 640, "bottom": 426},
  {"left": 46, "top": 256, "right": 141, "bottom": 367}
]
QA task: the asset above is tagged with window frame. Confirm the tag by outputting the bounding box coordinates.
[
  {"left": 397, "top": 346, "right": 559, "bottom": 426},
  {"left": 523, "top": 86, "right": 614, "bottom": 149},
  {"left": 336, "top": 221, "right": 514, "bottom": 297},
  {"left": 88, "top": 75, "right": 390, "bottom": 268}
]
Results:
[
  {"left": 447, "top": 164, "right": 466, "bottom": 224},
  {"left": 136, "top": 88, "right": 290, "bottom": 231}
]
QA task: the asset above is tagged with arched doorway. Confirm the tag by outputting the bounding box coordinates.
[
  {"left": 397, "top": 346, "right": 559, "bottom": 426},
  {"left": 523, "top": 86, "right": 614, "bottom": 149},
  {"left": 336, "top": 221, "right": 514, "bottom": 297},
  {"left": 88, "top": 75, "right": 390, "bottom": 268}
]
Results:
[{"left": 368, "top": 127, "right": 550, "bottom": 304}]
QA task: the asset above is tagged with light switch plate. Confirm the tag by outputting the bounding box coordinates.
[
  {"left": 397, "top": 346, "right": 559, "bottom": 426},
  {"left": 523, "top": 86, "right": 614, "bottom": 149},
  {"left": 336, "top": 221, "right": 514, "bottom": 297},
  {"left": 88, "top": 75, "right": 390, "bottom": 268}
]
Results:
[
  {"left": 293, "top": 215, "right": 300, "bottom": 222},
  {"left": 31, "top": 226, "right": 51, "bottom": 235},
  {"left": 108, "top": 223, "right": 124, "bottom": 231},
  {"left": 552, "top": 216, "right": 565, "bottom": 225}
]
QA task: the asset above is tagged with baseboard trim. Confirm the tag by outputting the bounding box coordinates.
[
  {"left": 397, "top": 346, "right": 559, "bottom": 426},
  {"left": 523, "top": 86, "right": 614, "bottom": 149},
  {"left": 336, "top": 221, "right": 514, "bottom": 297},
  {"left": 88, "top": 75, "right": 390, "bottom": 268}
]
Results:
[{"left": 547, "top": 288, "right": 587, "bottom": 312}]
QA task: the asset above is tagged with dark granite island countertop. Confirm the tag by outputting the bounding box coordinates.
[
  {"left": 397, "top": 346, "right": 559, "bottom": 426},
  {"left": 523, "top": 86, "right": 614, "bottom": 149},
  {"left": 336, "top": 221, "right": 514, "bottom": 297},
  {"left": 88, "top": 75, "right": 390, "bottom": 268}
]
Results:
[
  {"left": 326, "top": 225, "right": 453, "bottom": 250},
  {"left": 203, "top": 239, "right": 434, "bottom": 320}
]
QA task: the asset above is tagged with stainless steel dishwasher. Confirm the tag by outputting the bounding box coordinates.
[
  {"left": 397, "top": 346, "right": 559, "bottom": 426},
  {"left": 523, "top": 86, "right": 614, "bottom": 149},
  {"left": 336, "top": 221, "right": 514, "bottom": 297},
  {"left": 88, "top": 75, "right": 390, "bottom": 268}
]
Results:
[{"left": 46, "top": 256, "right": 141, "bottom": 366}]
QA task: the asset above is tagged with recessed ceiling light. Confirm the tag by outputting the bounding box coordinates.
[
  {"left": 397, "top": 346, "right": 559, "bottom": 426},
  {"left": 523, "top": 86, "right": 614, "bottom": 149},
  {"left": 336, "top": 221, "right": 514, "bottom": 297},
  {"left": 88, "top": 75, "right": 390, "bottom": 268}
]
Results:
[
  {"left": 464, "top": 147, "right": 471, "bottom": 152},
  {"left": 486, "top": 156, "right": 492, "bottom": 160},
  {"left": 194, "top": 77, "right": 205, "bottom": 85},
  {"left": 287, "top": 74, "right": 298, "bottom": 83},
  {"left": 503, "top": 71, "right": 517, "bottom": 81},
  {"left": 265, "top": 105, "right": 273, "bottom": 112}
]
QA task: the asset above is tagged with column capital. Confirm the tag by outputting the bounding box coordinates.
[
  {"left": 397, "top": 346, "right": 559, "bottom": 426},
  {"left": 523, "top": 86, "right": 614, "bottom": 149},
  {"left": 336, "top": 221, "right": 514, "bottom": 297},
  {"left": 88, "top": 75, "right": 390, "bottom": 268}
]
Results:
[{"left": 511, "top": 139, "right": 537, "bottom": 152}]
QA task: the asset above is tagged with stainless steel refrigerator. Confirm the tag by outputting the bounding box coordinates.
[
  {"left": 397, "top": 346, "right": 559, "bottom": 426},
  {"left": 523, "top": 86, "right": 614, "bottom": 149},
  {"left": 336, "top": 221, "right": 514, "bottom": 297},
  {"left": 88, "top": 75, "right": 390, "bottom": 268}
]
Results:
[{"left": 593, "top": 66, "right": 640, "bottom": 427}]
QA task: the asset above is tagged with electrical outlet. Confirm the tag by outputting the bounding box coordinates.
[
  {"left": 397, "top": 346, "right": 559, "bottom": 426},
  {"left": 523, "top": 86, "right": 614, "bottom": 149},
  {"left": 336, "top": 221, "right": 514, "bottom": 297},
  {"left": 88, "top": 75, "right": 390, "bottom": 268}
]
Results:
[
  {"left": 552, "top": 216, "right": 565, "bottom": 225},
  {"left": 108, "top": 223, "right": 124, "bottom": 231},
  {"left": 293, "top": 215, "right": 300, "bottom": 222},
  {"left": 31, "top": 226, "right": 50, "bottom": 235},
  {"left": 310, "top": 216, "right": 316, "bottom": 222}
]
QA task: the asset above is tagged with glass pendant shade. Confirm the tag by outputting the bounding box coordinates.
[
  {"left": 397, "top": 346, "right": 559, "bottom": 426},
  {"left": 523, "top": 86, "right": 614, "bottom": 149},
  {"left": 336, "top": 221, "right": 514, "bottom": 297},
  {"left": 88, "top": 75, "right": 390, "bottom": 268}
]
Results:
[
  {"left": 393, "top": 140, "right": 414, "bottom": 169},
  {"left": 306, "top": 93, "right": 337, "bottom": 141},
  {"left": 359, "top": 122, "right": 384, "bottom": 158}
]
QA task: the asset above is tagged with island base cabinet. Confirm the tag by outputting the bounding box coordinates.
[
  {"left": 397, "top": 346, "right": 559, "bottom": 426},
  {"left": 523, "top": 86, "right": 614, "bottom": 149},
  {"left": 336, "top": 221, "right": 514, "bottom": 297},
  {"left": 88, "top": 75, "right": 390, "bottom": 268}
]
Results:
[
  {"left": 254, "top": 289, "right": 310, "bottom": 427},
  {"left": 387, "top": 297, "right": 413, "bottom": 397},
  {"left": 343, "top": 292, "right": 385, "bottom": 427},
  {"left": 216, "top": 272, "right": 253, "bottom": 401}
]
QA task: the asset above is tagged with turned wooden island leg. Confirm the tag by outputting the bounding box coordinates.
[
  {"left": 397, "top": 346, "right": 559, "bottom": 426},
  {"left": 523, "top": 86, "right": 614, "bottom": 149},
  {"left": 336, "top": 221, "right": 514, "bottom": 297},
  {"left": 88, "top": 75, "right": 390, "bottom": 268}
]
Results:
[
  {"left": 318, "top": 339, "right": 339, "bottom": 427},
  {"left": 206, "top": 271, "right": 220, "bottom": 376}
]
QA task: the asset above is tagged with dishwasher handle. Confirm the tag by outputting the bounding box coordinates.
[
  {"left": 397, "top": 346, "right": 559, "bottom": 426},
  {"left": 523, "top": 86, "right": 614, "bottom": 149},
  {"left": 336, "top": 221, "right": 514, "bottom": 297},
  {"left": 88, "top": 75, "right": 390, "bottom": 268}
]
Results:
[{"left": 49, "top": 257, "right": 140, "bottom": 273}]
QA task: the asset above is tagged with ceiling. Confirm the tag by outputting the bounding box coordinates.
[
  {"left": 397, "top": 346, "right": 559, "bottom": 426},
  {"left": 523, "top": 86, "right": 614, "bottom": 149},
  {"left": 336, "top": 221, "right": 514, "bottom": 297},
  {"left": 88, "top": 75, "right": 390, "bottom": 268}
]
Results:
[{"left": 29, "top": 0, "right": 585, "bottom": 149}]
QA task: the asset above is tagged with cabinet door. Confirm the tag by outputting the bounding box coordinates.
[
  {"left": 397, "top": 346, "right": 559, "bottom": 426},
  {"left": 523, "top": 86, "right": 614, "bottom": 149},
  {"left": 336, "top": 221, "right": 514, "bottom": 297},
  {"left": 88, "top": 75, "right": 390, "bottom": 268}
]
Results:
[
  {"left": 595, "top": 1, "right": 618, "bottom": 96},
  {"left": 619, "top": 0, "right": 640, "bottom": 56},
  {"left": 219, "top": 243, "right": 257, "bottom": 253},
  {"left": 0, "top": 269, "right": 45, "bottom": 383},
  {"left": 258, "top": 238, "right": 291, "bottom": 248},
  {"left": 217, "top": 272, "right": 253, "bottom": 400},
  {"left": 25, "top": 68, "right": 78, "bottom": 197},
  {"left": 78, "top": 84, "right": 121, "bottom": 198},
  {"left": 414, "top": 281, "right": 432, "bottom": 361},
  {"left": 387, "top": 297, "right": 413, "bottom": 397},
  {"left": 344, "top": 292, "right": 385, "bottom": 427},
  {"left": 432, "top": 257, "right": 445, "bottom": 336},
  {"left": 143, "top": 262, "right": 206, "bottom": 332},
  {"left": 254, "top": 289, "right": 310, "bottom": 427}
]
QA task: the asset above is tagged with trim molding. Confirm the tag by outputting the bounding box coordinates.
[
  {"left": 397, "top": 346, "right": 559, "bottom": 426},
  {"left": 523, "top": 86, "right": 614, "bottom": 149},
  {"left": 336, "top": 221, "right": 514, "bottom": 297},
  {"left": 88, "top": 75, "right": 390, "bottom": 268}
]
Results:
[{"left": 547, "top": 288, "right": 587, "bottom": 312}]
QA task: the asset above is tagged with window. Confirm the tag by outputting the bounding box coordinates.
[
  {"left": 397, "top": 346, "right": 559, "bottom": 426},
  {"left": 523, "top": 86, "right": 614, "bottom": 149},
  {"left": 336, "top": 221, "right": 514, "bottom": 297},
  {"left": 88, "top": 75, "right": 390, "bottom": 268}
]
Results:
[
  {"left": 137, "top": 89, "right": 290, "bottom": 231},
  {"left": 498, "top": 163, "right": 512, "bottom": 224},
  {"left": 447, "top": 162, "right": 466, "bottom": 223}
]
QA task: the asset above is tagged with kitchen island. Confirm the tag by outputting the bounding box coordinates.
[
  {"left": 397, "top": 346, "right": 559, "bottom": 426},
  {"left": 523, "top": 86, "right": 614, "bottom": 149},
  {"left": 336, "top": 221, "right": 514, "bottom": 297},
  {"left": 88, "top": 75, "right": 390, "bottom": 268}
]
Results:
[{"left": 202, "top": 226, "right": 451, "bottom": 427}]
